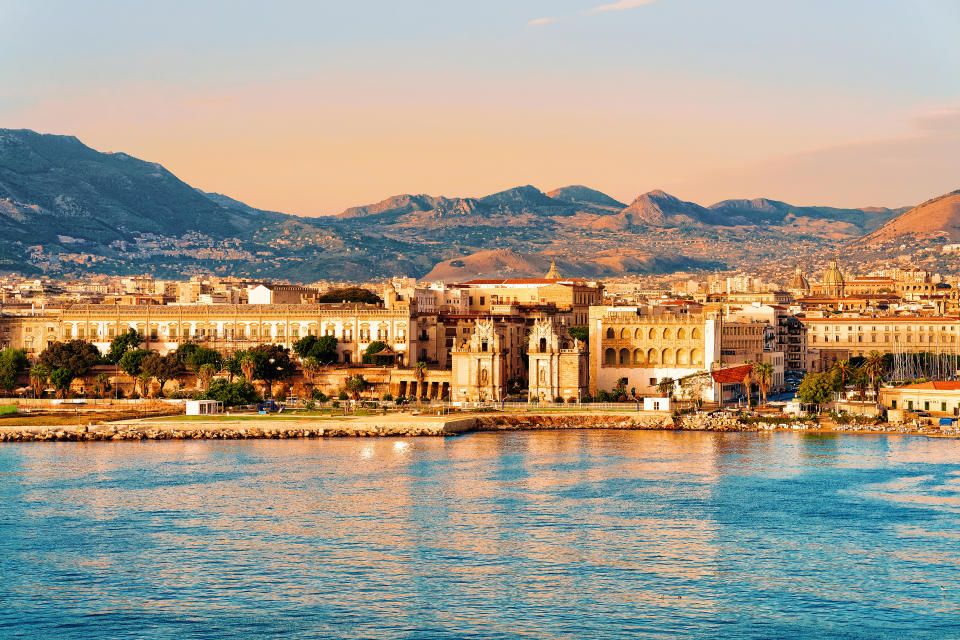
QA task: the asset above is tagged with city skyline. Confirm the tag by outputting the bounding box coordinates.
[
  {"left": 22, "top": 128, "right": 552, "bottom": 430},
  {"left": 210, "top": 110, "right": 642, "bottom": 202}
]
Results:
[{"left": 4, "top": 0, "right": 959, "bottom": 215}]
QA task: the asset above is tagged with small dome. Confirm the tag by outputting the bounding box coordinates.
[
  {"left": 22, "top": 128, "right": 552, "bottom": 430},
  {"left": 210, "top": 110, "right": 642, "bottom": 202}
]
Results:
[
  {"left": 545, "top": 260, "right": 561, "bottom": 279},
  {"left": 789, "top": 266, "right": 809, "bottom": 292}
]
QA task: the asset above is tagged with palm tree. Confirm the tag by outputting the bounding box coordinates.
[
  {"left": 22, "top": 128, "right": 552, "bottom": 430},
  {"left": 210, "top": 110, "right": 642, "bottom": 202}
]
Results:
[
  {"left": 615, "top": 376, "right": 629, "bottom": 400},
  {"left": 752, "top": 362, "right": 774, "bottom": 407},
  {"left": 657, "top": 377, "right": 674, "bottom": 398},
  {"left": 852, "top": 367, "right": 869, "bottom": 401},
  {"left": 863, "top": 350, "right": 885, "bottom": 405},
  {"left": 197, "top": 363, "right": 217, "bottom": 391},
  {"left": 741, "top": 362, "right": 754, "bottom": 408},
  {"left": 240, "top": 354, "right": 256, "bottom": 384},
  {"left": 301, "top": 356, "right": 321, "bottom": 400},
  {"left": 832, "top": 359, "right": 853, "bottom": 397},
  {"left": 29, "top": 365, "right": 49, "bottom": 399},
  {"left": 414, "top": 360, "right": 427, "bottom": 400}
]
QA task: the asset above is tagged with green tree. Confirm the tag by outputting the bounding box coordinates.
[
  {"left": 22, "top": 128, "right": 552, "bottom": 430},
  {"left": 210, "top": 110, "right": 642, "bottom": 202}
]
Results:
[
  {"left": 197, "top": 363, "right": 218, "bottom": 391},
  {"left": 29, "top": 364, "right": 49, "bottom": 398},
  {"left": 362, "top": 341, "right": 388, "bottom": 364},
  {"left": 0, "top": 348, "right": 29, "bottom": 393},
  {"left": 852, "top": 367, "right": 869, "bottom": 401},
  {"left": 345, "top": 374, "right": 368, "bottom": 399},
  {"left": 798, "top": 372, "right": 834, "bottom": 413},
  {"left": 831, "top": 359, "right": 853, "bottom": 394},
  {"left": 107, "top": 329, "right": 144, "bottom": 364},
  {"left": 752, "top": 362, "right": 774, "bottom": 406},
  {"left": 176, "top": 343, "right": 223, "bottom": 372},
  {"left": 740, "top": 363, "right": 755, "bottom": 408},
  {"left": 614, "top": 377, "right": 629, "bottom": 400},
  {"left": 141, "top": 352, "right": 184, "bottom": 397},
  {"left": 202, "top": 379, "right": 261, "bottom": 406},
  {"left": 316, "top": 287, "right": 382, "bottom": 305},
  {"left": 863, "top": 350, "right": 886, "bottom": 404},
  {"left": 38, "top": 340, "right": 102, "bottom": 396},
  {"left": 38, "top": 340, "right": 101, "bottom": 378},
  {"left": 657, "top": 376, "right": 675, "bottom": 398},
  {"left": 119, "top": 349, "right": 153, "bottom": 378},
  {"left": 568, "top": 327, "right": 589, "bottom": 343},
  {"left": 293, "top": 335, "right": 339, "bottom": 364},
  {"left": 48, "top": 367, "right": 74, "bottom": 398},
  {"left": 93, "top": 372, "right": 112, "bottom": 398}
]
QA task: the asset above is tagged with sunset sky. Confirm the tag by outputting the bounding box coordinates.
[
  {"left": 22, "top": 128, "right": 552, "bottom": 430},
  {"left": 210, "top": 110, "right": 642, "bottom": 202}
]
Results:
[{"left": 4, "top": 0, "right": 959, "bottom": 216}]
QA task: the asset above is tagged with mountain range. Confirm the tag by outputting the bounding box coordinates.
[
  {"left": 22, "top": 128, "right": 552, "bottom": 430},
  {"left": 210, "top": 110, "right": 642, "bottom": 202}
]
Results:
[{"left": 0, "top": 128, "right": 952, "bottom": 281}]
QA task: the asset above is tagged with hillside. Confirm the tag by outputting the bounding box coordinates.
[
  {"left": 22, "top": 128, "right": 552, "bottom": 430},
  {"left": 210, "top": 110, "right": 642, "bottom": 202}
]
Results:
[
  {"left": 0, "top": 128, "right": 923, "bottom": 281},
  {"left": 862, "top": 189, "right": 960, "bottom": 243}
]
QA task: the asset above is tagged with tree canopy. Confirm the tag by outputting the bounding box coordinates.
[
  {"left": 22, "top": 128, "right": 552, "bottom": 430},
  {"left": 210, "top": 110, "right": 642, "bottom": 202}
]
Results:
[
  {"left": 106, "top": 329, "right": 144, "bottom": 364},
  {"left": 0, "top": 348, "right": 29, "bottom": 392},
  {"left": 142, "top": 352, "right": 184, "bottom": 396},
  {"left": 292, "top": 334, "right": 338, "bottom": 364},
  {"left": 176, "top": 343, "right": 224, "bottom": 371},
  {"left": 38, "top": 340, "right": 101, "bottom": 378},
  {"left": 361, "top": 341, "right": 390, "bottom": 365},
  {"left": 119, "top": 348, "right": 153, "bottom": 378},
  {"left": 230, "top": 344, "right": 295, "bottom": 382},
  {"left": 568, "top": 327, "right": 589, "bottom": 343},
  {"left": 317, "top": 287, "right": 382, "bottom": 305},
  {"left": 202, "top": 379, "right": 261, "bottom": 406},
  {"left": 798, "top": 372, "right": 835, "bottom": 412}
]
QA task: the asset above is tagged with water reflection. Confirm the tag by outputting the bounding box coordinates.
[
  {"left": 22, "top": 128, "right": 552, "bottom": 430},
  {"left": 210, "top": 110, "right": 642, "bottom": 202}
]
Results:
[{"left": 1, "top": 431, "right": 960, "bottom": 638}]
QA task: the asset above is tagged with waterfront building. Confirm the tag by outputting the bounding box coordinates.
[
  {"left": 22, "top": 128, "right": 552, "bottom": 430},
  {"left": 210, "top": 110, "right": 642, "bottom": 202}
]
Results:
[
  {"left": 526, "top": 317, "right": 588, "bottom": 402},
  {"left": 587, "top": 306, "right": 721, "bottom": 400},
  {"left": 879, "top": 381, "right": 960, "bottom": 418}
]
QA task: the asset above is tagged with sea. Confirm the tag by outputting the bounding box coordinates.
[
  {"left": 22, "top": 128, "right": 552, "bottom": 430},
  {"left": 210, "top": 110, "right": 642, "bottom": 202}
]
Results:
[{"left": 1, "top": 430, "right": 959, "bottom": 639}]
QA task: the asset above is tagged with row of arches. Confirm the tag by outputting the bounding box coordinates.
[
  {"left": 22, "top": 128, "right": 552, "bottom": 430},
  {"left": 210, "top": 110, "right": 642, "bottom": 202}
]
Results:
[
  {"left": 605, "top": 327, "right": 701, "bottom": 341},
  {"left": 603, "top": 347, "right": 704, "bottom": 367}
]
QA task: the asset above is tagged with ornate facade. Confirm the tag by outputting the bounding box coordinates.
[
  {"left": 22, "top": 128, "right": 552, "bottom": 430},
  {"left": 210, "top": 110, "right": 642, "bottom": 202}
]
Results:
[{"left": 526, "top": 318, "right": 587, "bottom": 402}]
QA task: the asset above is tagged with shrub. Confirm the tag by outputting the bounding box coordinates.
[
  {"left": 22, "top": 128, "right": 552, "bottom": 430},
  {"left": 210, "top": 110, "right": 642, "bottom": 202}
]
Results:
[
  {"left": 338, "top": 391, "right": 348, "bottom": 400},
  {"left": 202, "top": 379, "right": 261, "bottom": 407},
  {"left": 382, "top": 393, "right": 393, "bottom": 401},
  {"left": 554, "top": 396, "right": 565, "bottom": 404},
  {"left": 312, "top": 390, "right": 328, "bottom": 403},
  {"left": 331, "top": 400, "right": 340, "bottom": 408},
  {"left": 304, "top": 400, "right": 316, "bottom": 410},
  {"left": 566, "top": 397, "right": 577, "bottom": 404},
  {"left": 395, "top": 395, "right": 407, "bottom": 405}
]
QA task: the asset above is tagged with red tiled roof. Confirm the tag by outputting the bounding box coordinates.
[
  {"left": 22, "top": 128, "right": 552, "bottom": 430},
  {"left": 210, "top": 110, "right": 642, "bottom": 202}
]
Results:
[
  {"left": 461, "top": 278, "right": 585, "bottom": 285},
  {"left": 711, "top": 364, "right": 754, "bottom": 384},
  {"left": 896, "top": 381, "right": 960, "bottom": 391}
]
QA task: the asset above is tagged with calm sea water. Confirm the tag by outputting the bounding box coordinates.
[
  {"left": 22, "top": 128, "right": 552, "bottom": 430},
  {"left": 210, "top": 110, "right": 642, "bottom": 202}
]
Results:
[{"left": 1, "top": 431, "right": 959, "bottom": 639}]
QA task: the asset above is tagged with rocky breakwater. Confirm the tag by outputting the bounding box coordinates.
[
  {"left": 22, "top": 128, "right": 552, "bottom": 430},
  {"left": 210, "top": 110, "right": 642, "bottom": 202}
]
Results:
[
  {"left": 473, "top": 413, "right": 676, "bottom": 432},
  {"left": 674, "top": 412, "right": 756, "bottom": 432}
]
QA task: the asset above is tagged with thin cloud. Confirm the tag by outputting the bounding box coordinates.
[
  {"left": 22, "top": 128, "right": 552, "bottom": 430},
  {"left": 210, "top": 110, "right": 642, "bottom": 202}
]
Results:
[
  {"left": 587, "top": 0, "right": 657, "bottom": 14},
  {"left": 527, "top": 16, "right": 558, "bottom": 26}
]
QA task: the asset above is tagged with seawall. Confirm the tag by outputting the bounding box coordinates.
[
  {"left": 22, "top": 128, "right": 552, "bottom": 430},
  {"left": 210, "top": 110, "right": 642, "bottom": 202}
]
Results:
[{"left": 0, "top": 410, "right": 759, "bottom": 442}]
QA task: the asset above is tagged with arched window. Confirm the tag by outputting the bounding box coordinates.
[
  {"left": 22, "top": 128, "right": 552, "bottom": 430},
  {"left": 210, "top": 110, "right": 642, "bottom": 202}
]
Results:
[
  {"left": 677, "top": 328, "right": 686, "bottom": 340},
  {"left": 606, "top": 328, "right": 615, "bottom": 339},
  {"left": 691, "top": 327, "right": 702, "bottom": 339},
  {"left": 620, "top": 328, "right": 630, "bottom": 339},
  {"left": 634, "top": 328, "right": 643, "bottom": 339},
  {"left": 691, "top": 348, "right": 704, "bottom": 365},
  {"left": 647, "top": 348, "right": 658, "bottom": 364},
  {"left": 662, "top": 328, "right": 672, "bottom": 340},
  {"left": 662, "top": 348, "right": 675, "bottom": 365},
  {"left": 539, "top": 337, "right": 547, "bottom": 353},
  {"left": 619, "top": 348, "right": 630, "bottom": 365},
  {"left": 604, "top": 348, "right": 616, "bottom": 365},
  {"left": 677, "top": 349, "right": 690, "bottom": 365},
  {"left": 633, "top": 348, "right": 644, "bottom": 364},
  {"left": 648, "top": 328, "right": 656, "bottom": 340}
]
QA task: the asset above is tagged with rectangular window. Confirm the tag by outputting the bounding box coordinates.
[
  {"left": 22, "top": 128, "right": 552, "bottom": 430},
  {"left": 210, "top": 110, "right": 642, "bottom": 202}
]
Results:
[
  {"left": 924, "top": 401, "right": 930, "bottom": 411},
  {"left": 942, "top": 402, "right": 947, "bottom": 412},
  {"left": 891, "top": 400, "right": 897, "bottom": 409}
]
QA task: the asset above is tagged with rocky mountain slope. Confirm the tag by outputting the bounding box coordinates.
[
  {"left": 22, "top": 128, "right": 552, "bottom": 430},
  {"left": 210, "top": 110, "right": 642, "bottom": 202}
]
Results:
[
  {"left": 862, "top": 190, "right": 960, "bottom": 243},
  {"left": 0, "top": 128, "right": 925, "bottom": 281}
]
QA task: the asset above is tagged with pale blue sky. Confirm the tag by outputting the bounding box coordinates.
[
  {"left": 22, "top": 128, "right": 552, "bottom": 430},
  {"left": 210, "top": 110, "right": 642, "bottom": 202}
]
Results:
[{"left": 3, "top": 0, "right": 959, "bottom": 214}]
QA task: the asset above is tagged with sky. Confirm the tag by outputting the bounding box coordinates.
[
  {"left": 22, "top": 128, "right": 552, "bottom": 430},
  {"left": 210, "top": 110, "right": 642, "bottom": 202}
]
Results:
[{"left": 2, "top": 0, "right": 959, "bottom": 216}]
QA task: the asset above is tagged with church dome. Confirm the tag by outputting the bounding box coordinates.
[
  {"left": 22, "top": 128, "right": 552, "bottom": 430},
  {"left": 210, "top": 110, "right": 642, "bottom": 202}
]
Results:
[
  {"left": 789, "top": 266, "right": 809, "bottom": 292},
  {"left": 823, "top": 261, "right": 844, "bottom": 286},
  {"left": 822, "top": 260, "right": 845, "bottom": 296}
]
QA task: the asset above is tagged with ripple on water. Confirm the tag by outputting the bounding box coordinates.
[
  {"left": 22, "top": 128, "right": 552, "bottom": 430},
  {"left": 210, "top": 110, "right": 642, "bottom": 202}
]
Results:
[{"left": 1, "top": 431, "right": 959, "bottom": 639}]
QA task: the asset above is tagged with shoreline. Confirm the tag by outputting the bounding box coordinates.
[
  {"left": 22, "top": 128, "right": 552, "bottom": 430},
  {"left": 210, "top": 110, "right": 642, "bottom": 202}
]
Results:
[{"left": 0, "top": 411, "right": 955, "bottom": 442}]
